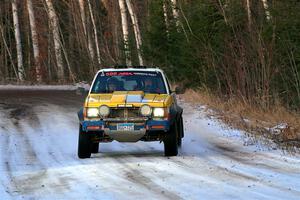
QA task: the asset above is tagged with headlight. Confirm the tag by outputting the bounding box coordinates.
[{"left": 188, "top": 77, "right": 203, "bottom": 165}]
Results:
[
  {"left": 140, "top": 105, "right": 152, "bottom": 116},
  {"left": 153, "top": 108, "right": 165, "bottom": 117},
  {"left": 87, "top": 108, "right": 99, "bottom": 118},
  {"left": 99, "top": 105, "right": 110, "bottom": 117}
]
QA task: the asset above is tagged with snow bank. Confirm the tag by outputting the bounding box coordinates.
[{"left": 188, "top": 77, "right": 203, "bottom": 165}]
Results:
[{"left": 0, "top": 82, "right": 90, "bottom": 91}]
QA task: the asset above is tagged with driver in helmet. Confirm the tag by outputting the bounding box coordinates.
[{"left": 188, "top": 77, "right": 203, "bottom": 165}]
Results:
[
  {"left": 144, "top": 77, "right": 162, "bottom": 93},
  {"left": 107, "top": 77, "right": 118, "bottom": 92}
]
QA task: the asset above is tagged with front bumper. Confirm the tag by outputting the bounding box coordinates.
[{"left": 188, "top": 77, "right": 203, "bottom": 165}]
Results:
[
  {"left": 81, "top": 118, "right": 170, "bottom": 132},
  {"left": 81, "top": 118, "right": 170, "bottom": 142}
]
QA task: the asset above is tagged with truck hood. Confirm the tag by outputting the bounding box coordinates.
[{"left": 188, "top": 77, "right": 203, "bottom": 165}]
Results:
[{"left": 85, "top": 91, "right": 172, "bottom": 107}]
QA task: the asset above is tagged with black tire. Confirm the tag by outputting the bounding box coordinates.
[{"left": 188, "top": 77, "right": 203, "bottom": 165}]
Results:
[
  {"left": 178, "top": 116, "right": 184, "bottom": 147},
  {"left": 164, "top": 121, "right": 179, "bottom": 157},
  {"left": 78, "top": 125, "right": 92, "bottom": 159},
  {"left": 91, "top": 143, "right": 99, "bottom": 153}
]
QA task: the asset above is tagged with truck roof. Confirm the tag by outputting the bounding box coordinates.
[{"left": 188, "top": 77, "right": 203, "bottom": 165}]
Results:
[{"left": 98, "top": 68, "right": 165, "bottom": 74}]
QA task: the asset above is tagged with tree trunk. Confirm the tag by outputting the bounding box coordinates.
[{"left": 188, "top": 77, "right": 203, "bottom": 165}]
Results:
[
  {"left": 170, "top": 0, "right": 180, "bottom": 28},
  {"left": 261, "top": 0, "right": 271, "bottom": 21},
  {"left": 118, "top": 0, "right": 131, "bottom": 66},
  {"left": 0, "top": 25, "right": 18, "bottom": 79},
  {"left": 78, "top": 0, "right": 95, "bottom": 63},
  {"left": 78, "top": 0, "right": 87, "bottom": 35},
  {"left": 58, "top": 24, "right": 75, "bottom": 83},
  {"left": 125, "top": 0, "right": 143, "bottom": 66},
  {"left": 246, "top": 0, "right": 252, "bottom": 30},
  {"left": 163, "top": 0, "right": 169, "bottom": 36},
  {"left": 11, "top": 0, "right": 25, "bottom": 81},
  {"left": 45, "top": 0, "right": 65, "bottom": 81},
  {"left": 87, "top": 0, "right": 101, "bottom": 66},
  {"left": 27, "top": 0, "right": 42, "bottom": 82},
  {"left": 112, "top": 1, "right": 121, "bottom": 61},
  {"left": 217, "top": 0, "right": 228, "bottom": 24}
]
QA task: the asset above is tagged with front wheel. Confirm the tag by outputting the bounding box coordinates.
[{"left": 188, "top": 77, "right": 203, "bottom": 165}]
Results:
[
  {"left": 91, "top": 143, "right": 99, "bottom": 153},
  {"left": 177, "top": 116, "right": 184, "bottom": 147},
  {"left": 78, "top": 125, "right": 92, "bottom": 159},
  {"left": 163, "top": 121, "right": 179, "bottom": 157}
]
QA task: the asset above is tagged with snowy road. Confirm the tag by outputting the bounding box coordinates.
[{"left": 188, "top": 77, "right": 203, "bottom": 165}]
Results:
[{"left": 0, "top": 90, "right": 299, "bottom": 200}]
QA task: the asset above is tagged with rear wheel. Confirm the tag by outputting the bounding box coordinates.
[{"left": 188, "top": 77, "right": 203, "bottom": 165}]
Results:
[
  {"left": 164, "top": 121, "right": 179, "bottom": 156},
  {"left": 78, "top": 125, "right": 92, "bottom": 159}
]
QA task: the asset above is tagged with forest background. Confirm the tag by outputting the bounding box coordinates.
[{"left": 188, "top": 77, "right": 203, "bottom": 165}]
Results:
[{"left": 0, "top": 0, "right": 299, "bottom": 112}]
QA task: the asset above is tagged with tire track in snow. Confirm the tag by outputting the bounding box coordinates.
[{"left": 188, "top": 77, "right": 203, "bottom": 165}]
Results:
[
  {"left": 96, "top": 153, "right": 183, "bottom": 200},
  {"left": 0, "top": 103, "right": 49, "bottom": 197},
  {"left": 0, "top": 91, "right": 88, "bottom": 199},
  {"left": 125, "top": 168, "right": 182, "bottom": 200},
  {"left": 9, "top": 104, "right": 99, "bottom": 199},
  {"left": 0, "top": 124, "right": 15, "bottom": 197}
]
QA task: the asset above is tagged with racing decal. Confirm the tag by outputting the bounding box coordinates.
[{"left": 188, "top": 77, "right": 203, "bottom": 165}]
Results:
[
  {"left": 105, "top": 71, "right": 158, "bottom": 77},
  {"left": 110, "top": 94, "right": 127, "bottom": 103},
  {"left": 126, "top": 94, "right": 143, "bottom": 103},
  {"left": 86, "top": 92, "right": 171, "bottom": 107},
  {"left": 106, "top": 72, "right": 134, "bottom": 76}
]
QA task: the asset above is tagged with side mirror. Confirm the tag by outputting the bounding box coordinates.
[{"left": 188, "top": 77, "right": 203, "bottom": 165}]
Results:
[
  {"left": 174, "top": 86, "right": 185, "bottom": 94},
  {"left": 76, "top": 87, "right": 89, "bottom": 96},
  {"left": 76, "top": 82, "right": 90, "bottom": 96}
]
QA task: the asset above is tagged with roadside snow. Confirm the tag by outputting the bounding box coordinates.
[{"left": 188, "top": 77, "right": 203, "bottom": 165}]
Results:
[
  {"left": 0, "top": 83, "right": 90, "bottom": 91},
  {"left": 267, "top": 123, "right": 289, "bottom": 135}
]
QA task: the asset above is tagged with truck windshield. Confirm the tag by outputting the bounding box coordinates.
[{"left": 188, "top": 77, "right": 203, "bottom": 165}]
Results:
[{"left": 91, "top": 71, "right": 167, "bottom": 94}]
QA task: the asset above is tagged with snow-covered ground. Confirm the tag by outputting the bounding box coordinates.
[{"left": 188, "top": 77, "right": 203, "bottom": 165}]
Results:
[{"left": 0, "top": 90, "right": 299, "bottom": 200}]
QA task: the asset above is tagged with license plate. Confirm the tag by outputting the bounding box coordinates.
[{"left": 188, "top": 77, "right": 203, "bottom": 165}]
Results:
[{"left": 117, "top": 123, "right": 134, "bottom": 131}]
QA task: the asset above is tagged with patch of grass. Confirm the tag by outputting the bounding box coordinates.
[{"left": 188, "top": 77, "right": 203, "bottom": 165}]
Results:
[{"left": 181, "top": 88, "right": 300, "bottom": 149}]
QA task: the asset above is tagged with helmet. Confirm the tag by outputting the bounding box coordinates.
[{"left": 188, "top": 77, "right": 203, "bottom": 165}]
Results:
[{"left": 107, "top": 77, "right": 118, "bottom": 84}]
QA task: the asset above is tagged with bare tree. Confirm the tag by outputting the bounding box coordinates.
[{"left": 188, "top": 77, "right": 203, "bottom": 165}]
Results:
[
  {"left": 217, "top": 0, "right": 228, "bottom": 24},
  {"left": 45, "top": 0, "right": 65, "bottom": 81},
  {"left": 170, "top": 0, "right": 180, "bottom": 28},
  {"left": 11, "top": 0, "right": 25, "bottom": 81},
  {"left": 261, "top": 0, "right": 271, "bottom": 21},
  {"left": 78, "top": 0, "right": 87, "bottom": 35},
  {"left": 163, "top": 0, "right": 169, "bottom": 35},
  {"left": 78, "top": 0, "right": 95, "bottom": 63},
  {"left": 0, "top": 25, "right": 18, "bottom": 79},
  {"left": 246, "top": 0, "right": 252, "bottom": 30},
  {"left": 118, "top": 0, "right": 131, "bottom": 65},
  {"left": 87, "top": 0, "right": 101, "bottom": 66},
  {"left": 27, "top": 0, "right": 42, "bottom": 82},
  {"left": 125, "top": 0, "right": 143, "bottom": 65}
]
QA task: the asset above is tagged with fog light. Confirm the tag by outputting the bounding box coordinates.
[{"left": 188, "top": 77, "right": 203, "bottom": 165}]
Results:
[
  {"left": 140, "top": 104, "right": 152, "bottom": 116},
  {"left": 99, "top": 105, "right": 110, "bottom": 117}
]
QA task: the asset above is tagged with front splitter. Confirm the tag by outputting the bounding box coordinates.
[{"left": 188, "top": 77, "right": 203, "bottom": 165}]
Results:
[{"left": 104, "top": 129, "right": 146, "bottom": 142}]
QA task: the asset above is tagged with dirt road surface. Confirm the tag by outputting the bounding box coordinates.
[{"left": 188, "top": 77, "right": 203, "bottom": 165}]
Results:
[{"left": 0, "top": 89, "right": 299, "bottom": 200}]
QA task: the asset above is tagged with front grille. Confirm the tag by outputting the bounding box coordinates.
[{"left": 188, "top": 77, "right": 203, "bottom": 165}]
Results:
[{"left": 110, "top": 108, "right": 140, "bottom": 118}]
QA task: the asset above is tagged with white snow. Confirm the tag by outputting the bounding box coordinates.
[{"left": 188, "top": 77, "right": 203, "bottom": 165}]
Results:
[
  {"left": 0, "top": 97, "right": 300, "bottom": 199},
  {"left": 267, "top": 123, "right": 289, "bottom": 135}
]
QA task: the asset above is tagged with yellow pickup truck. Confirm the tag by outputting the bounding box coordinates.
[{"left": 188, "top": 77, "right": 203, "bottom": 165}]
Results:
[{"left": 77, "top": 67, "right": 184, "bottom": 158}]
